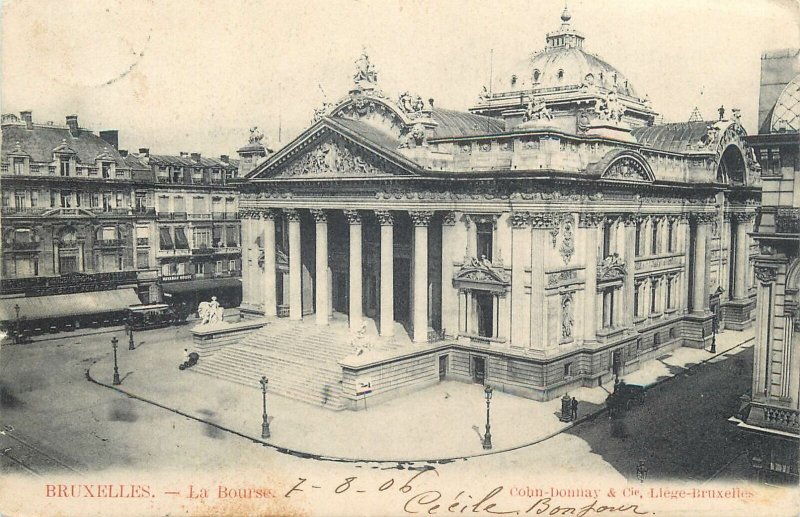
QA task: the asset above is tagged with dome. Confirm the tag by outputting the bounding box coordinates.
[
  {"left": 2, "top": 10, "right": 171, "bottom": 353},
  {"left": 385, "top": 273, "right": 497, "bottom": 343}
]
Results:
[
  {"left": 497, "top": 47, "right": 639, "bottom": 98},
  {"left": 771, "top": 73, "right": 800, "bottom": 132},
  {"left": 490, "top": 8, "right": 642, "bottom": 100}
]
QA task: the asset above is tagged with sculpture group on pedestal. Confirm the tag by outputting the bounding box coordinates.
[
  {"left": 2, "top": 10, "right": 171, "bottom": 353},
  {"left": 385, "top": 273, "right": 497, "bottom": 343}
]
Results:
[{"left": 197, "top": 296, "right": 225, "bottom": 326}]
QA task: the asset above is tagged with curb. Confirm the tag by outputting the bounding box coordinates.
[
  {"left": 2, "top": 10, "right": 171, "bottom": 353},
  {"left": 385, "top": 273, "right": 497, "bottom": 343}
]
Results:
[{"left": 85, "top": 335, "right": 754, "bottom": 465}]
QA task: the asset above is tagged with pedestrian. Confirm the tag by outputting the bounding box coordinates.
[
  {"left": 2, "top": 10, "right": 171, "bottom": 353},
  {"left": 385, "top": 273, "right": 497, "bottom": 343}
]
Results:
[{"left": 571, "top": 397, "right": 579, "bottom": 420}]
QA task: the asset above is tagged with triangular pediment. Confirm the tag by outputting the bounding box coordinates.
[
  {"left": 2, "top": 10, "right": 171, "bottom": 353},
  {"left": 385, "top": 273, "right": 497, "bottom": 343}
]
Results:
[{"left": 248, "top": 121, "right": 419, "bottom": 180}]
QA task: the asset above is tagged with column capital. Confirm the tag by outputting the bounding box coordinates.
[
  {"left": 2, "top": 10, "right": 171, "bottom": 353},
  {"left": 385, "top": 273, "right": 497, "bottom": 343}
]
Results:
[
  {"left": 259, "top": 208, "right": 277, "bottom": 220},
  {"left": 409, "top": 210, "right": 434, "bottom": 227},
  {"left": 283, "top": 208, "right": 301, "bottom": 222},
  {"left": 754, "top": 264, "right": 778, "bottom": 284},
  {"left": 310, "top": 209, "right": 328, "bottom": 223},
  {"left": 375, "top": 210, "right": 394, "bottom": 226},
  {"left": 731, "top": 211, "right": 756, "bottom": 223},
  {"left": 528, "top": 212, "right": 554, "bottom": 228},
  {"left": 510, "top": 211, "right": 530, "bottom": 229},
  {"left": 344, "top": 209, "right": 362, "bottom": 224},
  {"left": 578, "top": 212, "right": 605, "bottom": 228},
  {"left": 622, "top": 213, "right": 639, "bottom": 227},
  {"left": 441, "top": 211, "right": 457, "bottom": 226},
  {"left": 693, "top": 212, "right": 717, "bottom": 225},
  {"left": 238, "top": 208, "right": 257, "bottom": 219}
]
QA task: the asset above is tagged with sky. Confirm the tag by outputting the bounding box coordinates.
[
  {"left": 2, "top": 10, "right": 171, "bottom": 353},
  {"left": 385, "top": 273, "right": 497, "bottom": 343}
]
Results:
[{"left": 2, "top": 0, "right": 798, "bottom": 157}]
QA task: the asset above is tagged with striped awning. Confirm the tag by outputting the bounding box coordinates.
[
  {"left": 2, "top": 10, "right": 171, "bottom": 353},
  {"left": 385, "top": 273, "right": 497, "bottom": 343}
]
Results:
[{"left": 0, "top": 288, "right": 142, "bottom": 322}]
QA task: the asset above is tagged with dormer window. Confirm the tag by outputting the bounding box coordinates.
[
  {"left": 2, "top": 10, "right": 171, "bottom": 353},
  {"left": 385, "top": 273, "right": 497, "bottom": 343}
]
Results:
[
  {"left": 60, "top": 158, "right": 70, "bottom": 177},
  {"left": 13, "top": 158, "right": 25, "bottom": 175},
  {"left": 101, "top": 162, "right": 112, "bottom": 179}
]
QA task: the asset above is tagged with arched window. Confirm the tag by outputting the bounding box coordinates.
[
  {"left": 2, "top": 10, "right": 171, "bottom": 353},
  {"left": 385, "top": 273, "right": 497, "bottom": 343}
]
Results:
[{"left": 532, "top": 69, "right": 541, "bottom": 83}]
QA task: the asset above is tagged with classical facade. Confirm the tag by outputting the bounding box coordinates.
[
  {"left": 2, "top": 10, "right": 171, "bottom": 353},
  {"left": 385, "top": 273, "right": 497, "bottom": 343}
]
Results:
[
  {"left": 0, "top": 112, "right": 157, "bottom": 331},
  {"left": 235, "top": 9, "right": 760, "bottom": 404},
  {"left": 735, "top": 48, "right": 800, "bottom": 483}
]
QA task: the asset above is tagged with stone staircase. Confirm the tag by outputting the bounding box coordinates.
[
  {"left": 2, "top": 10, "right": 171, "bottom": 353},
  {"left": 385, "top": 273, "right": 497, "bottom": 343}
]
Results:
[{"left": 192, "top": 319, "right": 356, "bottom": 410}]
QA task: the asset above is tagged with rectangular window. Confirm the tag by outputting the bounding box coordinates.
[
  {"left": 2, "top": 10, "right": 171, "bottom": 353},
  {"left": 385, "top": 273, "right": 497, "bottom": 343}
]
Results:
[
  {"left": 30, "top": 191, "right": 38, "bottom": 207},
  {"left": 216, "top": 260, "right": 224, "bottom": 273},
  {"left": 193, "top": 228, "right": 211, "bottom": 248},
  {"left": 635, "top": 222, "right": 642, "bottom": 257},
  {"left": 101, "top": 162, "right": 111, "bottom": 179},
  {"left": 135, "top": 193, "right": 147, "bottom": 212},
  {"left": 157, "top": 196, "right": 170, "bottom": 213},
  {"left": 102, "top": 193, "right": 113, "bottom": 212},
  {"left": 13, "top": 158, "right": 25, "bottom": 175},
  {"left": 50, "top": 191, "right": 58, "bottom": 208},
  {"left": 60, "top": 159, "right": 70, "bottom": 177},
  {"left": 91, "top": 193, "right": 100, "bottom": 208},
  {"left": 651, "top": 219, "right": 659, "bottom": 255},
  {"left": 14, "top": 191, "right": 25, "bottom": 208},
  {"left": 564, "top": 362, "right": 572, "bottom": 378},
  {"left": 602, "top": 220, "right": 613, "bottom": 258},
  {"left": 159, "top": 228, "right": 174, "bottom": 250},
  {"left": 229, "top": 259, "right": 237, "bottom": 271},
  {"left": 602, "top": 289, "right": 615, "bottom": 328},
  {"left": 60, "top": 191, "right": 73, "bottom": 208},
  {"left": 115, "top": 192, "right": 124, "bottom": 208},
  {"left": 173, "top": 196, "right": 186, "bottom": 214},
  {"left": 212, "top": 226, "right": 223, "bottom": 247},
  {"left": 195, "top": 262, "right": 206, "bottom": 274},
  {"left": 634, "top": 283, "right": 641, "bottom": 318},
  {"left": 667, "top": 277, "right": 674, "bottom": 309},
  {"left": 2, "top": 191, "right": 10, "bottom": 207},
  {"left": 667, "top": 221, "right": 675, "bottom": 252},
  {"left": 226, "top": 226, "right": 238, "bottom": 247},
  {"left": 193, "top": 196, "right": 208, "bottom": 214},
  {"left": 174, "top": 227, "right": 189, "bottom": 249},
  {"left": 650, "top": 280, "right": 658, "bottom": 313},
  {"left": 476, "top": 222, "right": 493, "bottom": 261},
  {"left": 136, "top": 250, "right": 149, "bottom": 269}
]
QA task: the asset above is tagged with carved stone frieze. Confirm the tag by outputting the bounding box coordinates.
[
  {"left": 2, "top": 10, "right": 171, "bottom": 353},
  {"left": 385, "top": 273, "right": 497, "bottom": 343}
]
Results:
[
  {"left": 453, "top": 256, "right": 510, "bottom": 293},
  {"left": 602, "top": 158, "right": 651, "bottom": 182},
  {"left": 510, "top": 211, "right": 530, "bottom": 229},
  {"left": 279, "top": 136, "right": 391, "bottom": 178},
  {"left": 579, "top": 212, "right": 605, "bottom": 228},
  {"left": 597, "top": 253, "right": 626, "bottom": 281},
  {"left": 529, "top": 212, "right": 555, "bottom": 229},
  {"left": 559, "top": 214, "right": 575, "bottom": 265},
  {"left": 693, "top": 212, "right": 718, "bottom": 225},
  {"left": 731, "top": 212, "right": 756, "bottom": 223}
]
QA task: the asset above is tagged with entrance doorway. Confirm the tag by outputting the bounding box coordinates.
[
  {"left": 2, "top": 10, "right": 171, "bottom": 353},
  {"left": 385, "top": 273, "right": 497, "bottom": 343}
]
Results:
[
  {"left": 472, "top": 356, "right": 486, "bottom": 384},
  {"left": 475, "top": 291, "right": 494, "bottom": 338},
  {"left": 439, "top": 354, "right": 449, "bottom": 381},
  {"left": 611, "top": 350, "right": 623, "bottom": 377}
]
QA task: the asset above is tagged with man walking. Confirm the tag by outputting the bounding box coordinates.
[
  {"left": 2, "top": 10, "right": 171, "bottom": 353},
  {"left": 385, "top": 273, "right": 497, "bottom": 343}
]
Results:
[{"left": 571, "top": 397, "right": 579, "bottom": 421}]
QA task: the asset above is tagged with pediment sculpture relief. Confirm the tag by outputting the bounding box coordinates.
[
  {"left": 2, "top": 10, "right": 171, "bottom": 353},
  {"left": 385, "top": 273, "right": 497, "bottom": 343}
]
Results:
[{"left": 277, "top": 138, "right": 392, "bottom": 178}]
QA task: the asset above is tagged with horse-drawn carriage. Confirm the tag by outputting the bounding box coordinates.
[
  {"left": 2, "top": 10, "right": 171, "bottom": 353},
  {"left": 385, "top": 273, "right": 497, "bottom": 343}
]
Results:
[
  {"left": 606, "top": 380, "right": 647, "bottom": 416},
  {"left": 127, "top": 304, "right": 180, "bottom": 330}
]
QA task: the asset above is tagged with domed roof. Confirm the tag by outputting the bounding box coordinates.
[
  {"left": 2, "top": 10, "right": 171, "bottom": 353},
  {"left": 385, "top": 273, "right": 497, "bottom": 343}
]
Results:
[
  {"left": 497, "top": 47, "right": 639, "bottom": 98},
  {"left": 771, "top": 73, "right": 800, "bottom": 132},
  {"left": 491, "top": 8, "right": 641, "bottom": 100}
]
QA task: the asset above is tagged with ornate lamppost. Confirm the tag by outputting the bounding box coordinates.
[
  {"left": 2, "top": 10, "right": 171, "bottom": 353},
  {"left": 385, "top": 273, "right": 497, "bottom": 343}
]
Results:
[
  {"left": 483, "top": 384, "right": 493, "bottom": 450},
  {"left": 111, "top": 337, "right": 121, "bottom": 385},
  {"left": 127, "top": 324, "right": 135, "bottom": 351},
  {"left": 13, "top": 304, "right": 20, "bottom": 344},
  {"left": 710, "top": 313, "right": 718, "bottom": 354},
  {"left": 260, "top": 376, "right": 270, "bottom": 439}
]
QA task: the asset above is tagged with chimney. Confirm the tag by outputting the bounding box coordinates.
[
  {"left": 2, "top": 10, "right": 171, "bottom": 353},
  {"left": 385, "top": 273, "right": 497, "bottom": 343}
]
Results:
[
  {"left": 220, "top": 155, "right": 229, "bottom": 163},
  {"left": 119, "top": 149, "right": 129, "bottom": 157},
  {"left": 191, "top": 152, "right": 201, "bottom": 162},
  {"left": 179, "top": 151, "right": 188, "bottom": 157},
  {"left": 99, "top": 130, "right": 119, "bottom": 149},
  {"left": 20, "top": 110, "right": 33, "bottom": 129},
  {"left": 138, "top": 148, "right": 150, "bottom": 157},
  {"left": 65, "top": 115, "right": 79, "bottom": 136}
]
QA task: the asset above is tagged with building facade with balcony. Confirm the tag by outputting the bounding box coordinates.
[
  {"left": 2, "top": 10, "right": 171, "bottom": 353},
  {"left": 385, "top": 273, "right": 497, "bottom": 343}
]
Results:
[
  {"left": 735, "top": 48, "right": 800, "bottom": 483},
  {"left": 124, "top": 147, "right": 245, "bottom": 313},
  {"left": 0, "top": 112, "right": 160, "bottom": 333},
  {"left": 233, "top": 9, "right": 761, "bottom": 406}
]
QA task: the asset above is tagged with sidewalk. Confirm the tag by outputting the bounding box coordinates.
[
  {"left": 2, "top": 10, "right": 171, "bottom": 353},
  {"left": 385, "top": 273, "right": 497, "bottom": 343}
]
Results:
[{"left": 87, "top": 326, "right": 754, "bottom": 462}]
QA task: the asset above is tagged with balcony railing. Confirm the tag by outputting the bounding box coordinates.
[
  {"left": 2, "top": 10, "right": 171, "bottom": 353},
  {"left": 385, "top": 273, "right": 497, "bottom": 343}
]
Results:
[
  {"left": 0, "top": 270, "right": 143, "bottom": 296},
  {"left": 157, "top": 211, "right": 188, "bottom": 221},
  {"left": 212, "top": 212, "right": 238, "bottom": 220},
  {"left": 188, "top": 213, "right": 212, "bottom": 220},
  {"left": 1, "top": 207, "right": 49, "bottom": 216},
  {"left": 6, "top": 241, "right": 40, "bottom": 251},
  {"left": 96, "top": 239, "right": 123, "bottom": 248},
  {"left": 776, "top": 208, "right": 800, "bottom": 235},
  {"left": 136, "top": 237, "right": 149, "bottom": 246},
  {"left": 192, "top": 247, "right": 215, "bottom": 255}
]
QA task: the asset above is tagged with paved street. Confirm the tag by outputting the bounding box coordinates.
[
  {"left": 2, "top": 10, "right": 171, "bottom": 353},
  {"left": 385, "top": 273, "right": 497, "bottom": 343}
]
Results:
[{"left": 2, "top": 326, "right": 788, "bottom": 517}]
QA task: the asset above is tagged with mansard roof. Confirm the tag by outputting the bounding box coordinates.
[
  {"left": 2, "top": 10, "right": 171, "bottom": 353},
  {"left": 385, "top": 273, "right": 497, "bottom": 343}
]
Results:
[{"left": 1, "top": 124, "right": 128, "bottom": 166}]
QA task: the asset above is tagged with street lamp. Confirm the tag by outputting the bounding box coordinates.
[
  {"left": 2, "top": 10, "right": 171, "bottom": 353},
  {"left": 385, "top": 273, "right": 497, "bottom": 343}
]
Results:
[
  {"left": 13, "top": 304, "right": 20, "bottom": 344},
  {"left": 260, "top": 376, "right": 270, "bottom": 439},
  {"left": 483, "top": 384, "right": 493, "bottom": 450},
  {"left": 127, "top": 324, "right": 135, "bottom": 351},
  {"left": 710, "top": 314, "right": 718, "bottom": 354},
  {"left": 111, "top": 337, "right": 121, "bottom": 385}
]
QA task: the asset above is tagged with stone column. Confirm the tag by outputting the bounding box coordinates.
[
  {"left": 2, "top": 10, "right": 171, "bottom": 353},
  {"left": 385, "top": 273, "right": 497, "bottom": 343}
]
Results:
[
  {"left": 261, "top": 209, "right": 277, "bottom": 317},
  {"left": 580, "top": 213, "right": 603, "bottom": 342},
  {"left": 679, "top": 214, "right": 691, "bottom": 312},
  {"left": 311, "top": 209, "right": 329, "bottom": 325},
  {"left": 440, "top": 212, "right": 459, "bottom": 336},
  {"left": 376, "top": 210, "right": 395, "bottom": 337},
  {"left": 410, "top": 210, "right": 433, "bottom": 342},
  {"left": 510, "top": 212, "right": 531, "bottom": 348},
  {"left": 285, "top": 209, "right": 303, "bottom": 321},
  {"left": 622, "top": 215, "right": 637, "bottom": 326},
  {"left": 464, "top": 289, "right": 472, "bottom": 335},
  {"left": 733, "top": 213, "right": 754, "bottom": 300},
  {"left": 529, "top": 213, "right": 551, "bottom": 350},
  {"left": 239, "top": 210, "right": 251, "bottom": 304},
  {"left": 692, "top": 213, "right": 714, "bottom": 313},
  {"left": 344, "top": 210, "right": 363, "bottom": 332}
]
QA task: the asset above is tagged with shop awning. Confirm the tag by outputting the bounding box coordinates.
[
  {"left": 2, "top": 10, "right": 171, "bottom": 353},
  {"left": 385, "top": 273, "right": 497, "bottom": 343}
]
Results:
[
  {"left": 0, "top": 288, "right": 142, "bottom": 322},
  {"left": 174, "top": 228, "right": 189, "bottom": 249},
  {"left": 159, "top": 228, "right": 173, "bottom": 249},
  {"left": 161, "top": 277, "right": 241, "bottom": 295}
]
